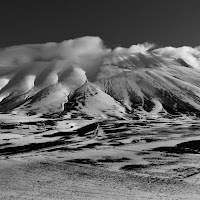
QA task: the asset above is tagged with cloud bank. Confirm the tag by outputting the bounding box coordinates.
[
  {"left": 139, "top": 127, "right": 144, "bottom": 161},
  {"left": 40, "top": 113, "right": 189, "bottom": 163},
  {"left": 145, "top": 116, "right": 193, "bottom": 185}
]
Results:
[
  {"left": 0, "top": 36, "right": 200, "bottom": 70},
  {"left": 113, "top": 42, "right": 155, "bottom": 54},
  {"left": 0, "top": 36, "right": 110, "bottom": 66},
  {"left": 153, "top": 46, "right": 200, "bottom": 69}
]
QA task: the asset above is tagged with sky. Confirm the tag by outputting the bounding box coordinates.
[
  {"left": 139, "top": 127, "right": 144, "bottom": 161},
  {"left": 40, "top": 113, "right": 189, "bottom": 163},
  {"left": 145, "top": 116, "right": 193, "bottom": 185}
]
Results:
[{"left": 0, "top": 0, "right": 200, "bottom": 48}]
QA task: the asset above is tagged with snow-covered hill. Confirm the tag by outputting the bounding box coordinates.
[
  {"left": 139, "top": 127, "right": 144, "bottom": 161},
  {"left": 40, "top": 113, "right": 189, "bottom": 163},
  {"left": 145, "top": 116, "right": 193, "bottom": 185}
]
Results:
[{"left": 1, "top": 36, "right": 200, "bottom": 119}]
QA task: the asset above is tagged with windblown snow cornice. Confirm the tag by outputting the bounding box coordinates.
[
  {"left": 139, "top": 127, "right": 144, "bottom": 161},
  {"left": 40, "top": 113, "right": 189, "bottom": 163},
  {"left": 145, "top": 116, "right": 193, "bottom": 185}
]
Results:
[{"left": 0, "top": 36, "right": 200, "bottom": 119}]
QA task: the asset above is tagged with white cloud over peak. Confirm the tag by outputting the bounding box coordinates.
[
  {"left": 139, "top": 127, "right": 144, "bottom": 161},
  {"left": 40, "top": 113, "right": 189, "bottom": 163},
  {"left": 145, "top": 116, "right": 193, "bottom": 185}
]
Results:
[
  {"left": 129, "top": 42, "right": 155, "bottom": 53},
  {"left": 0, "top": 36, "right": 110, "bottom": 66},
  {"left": 153, "top": 46, "right": 200, "bottom": 69},
  {"left": 113, "top": 42, "right": 155, "bottom": 54}
]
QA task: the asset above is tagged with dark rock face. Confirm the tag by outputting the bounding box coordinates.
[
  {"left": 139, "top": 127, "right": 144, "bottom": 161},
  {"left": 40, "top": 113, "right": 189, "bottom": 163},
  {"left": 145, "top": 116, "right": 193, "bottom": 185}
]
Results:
[{"left": 152, "top": 140, "right": 200, "bottom": 154}]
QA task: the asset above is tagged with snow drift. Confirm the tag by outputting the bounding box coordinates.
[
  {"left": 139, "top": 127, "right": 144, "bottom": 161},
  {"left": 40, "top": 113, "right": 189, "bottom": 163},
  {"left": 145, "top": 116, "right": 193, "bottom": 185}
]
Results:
[{"left": 1, "top": 36, "right": 200, "bottom": 119}]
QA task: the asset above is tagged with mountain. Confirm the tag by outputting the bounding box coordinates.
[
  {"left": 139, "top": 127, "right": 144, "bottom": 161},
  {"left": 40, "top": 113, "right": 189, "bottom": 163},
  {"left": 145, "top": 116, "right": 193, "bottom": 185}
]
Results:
[
  {"left": 95, "top": 53, "right": 200, "bottom": 117},
  {"left": 1, "top": 37, "right": 200, "bottom": 119}
]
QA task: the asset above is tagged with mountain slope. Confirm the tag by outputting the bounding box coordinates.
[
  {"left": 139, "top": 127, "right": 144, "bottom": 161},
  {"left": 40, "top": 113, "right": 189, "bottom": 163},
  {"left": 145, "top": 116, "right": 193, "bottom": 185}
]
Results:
[
  {"left": 95, "top": 53, "right": 200, "bottom": 116},
  {"left": 63, "top": 81, "right": 126, "bottom": 119}
]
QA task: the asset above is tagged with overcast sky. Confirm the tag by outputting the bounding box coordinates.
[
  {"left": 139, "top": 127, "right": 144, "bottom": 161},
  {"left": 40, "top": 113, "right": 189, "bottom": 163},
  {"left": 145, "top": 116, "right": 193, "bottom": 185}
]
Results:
[{"left": 0, "top": 0, "right": 200, "bottom": 48}]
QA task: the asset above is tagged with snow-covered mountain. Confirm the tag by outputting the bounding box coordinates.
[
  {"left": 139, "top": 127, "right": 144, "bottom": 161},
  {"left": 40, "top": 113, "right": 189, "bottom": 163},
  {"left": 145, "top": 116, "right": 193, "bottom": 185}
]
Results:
[{"left": 1, "top": 36, "right": 200, "bottom": 119}]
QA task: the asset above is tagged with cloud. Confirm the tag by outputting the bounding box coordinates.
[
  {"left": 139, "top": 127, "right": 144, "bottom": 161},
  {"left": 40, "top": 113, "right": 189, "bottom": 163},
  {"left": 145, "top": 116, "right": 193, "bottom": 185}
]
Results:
[
  {"left": 153, "top": 46, "right": 200, "bottom": 69},
  {"left": 112, "top": 42, "right": 200, "bottom": 69},
  {"left": 0, "top": 36, "right": 110, "bottom": 66},
  {"left": 113, "top": 42, "right": 155, "bottom": 54},
  {"left": 129, "top": 42, "right": 156, "bottom": 53}
]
